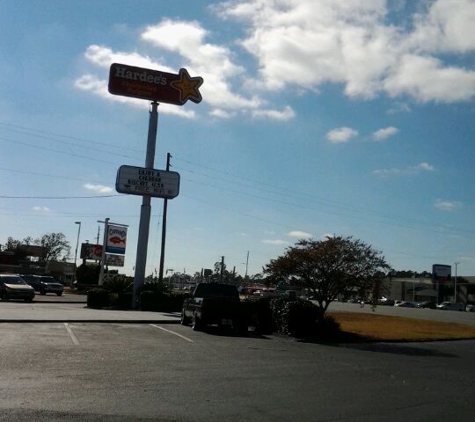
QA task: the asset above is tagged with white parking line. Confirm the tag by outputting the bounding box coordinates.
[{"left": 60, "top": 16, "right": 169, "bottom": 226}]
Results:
[
  {"left": 64, "top": 323, "right": 80, "bottom": 345},
  {"left": 150, "top": 324, "right": 194, "bottom": 343}
]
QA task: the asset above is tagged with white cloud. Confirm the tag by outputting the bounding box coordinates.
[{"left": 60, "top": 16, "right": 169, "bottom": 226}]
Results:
[
  {"left": 387, "top": 102, "right": 411, "bottom": 114},
  {"left": 75, "top": 0, "right": 475, "bottom": 121},
  {"left": 434, "top": 199, "right": 462, "bottom": 211},
  {"left": 372, "top": 126, "right": 398, "bottom": 141},
  {"left": 262, "top": 239, "right": 288, "bottom": 245},
  {"left": 32, "top": 206, "right": 50, "bottom": 212},
  {"left": 326, "top": 127, "right": 358, "bottom": 143},
  {"left": 83, "top": 183, "right": 113, "bottom": 194},
  {"left": 413, "top": 162, "right": 435, "bottom": 171},
  {"left": 406, "top": 0, "right": 475, "bottom": 54},
  {"left": 373, "top": 162, "right": 435, "bottom": 176},
  {"left": 215, "top": 0, "right": 475, "bottom": 103},
  {"left": 384, "top": 54, "right": 475, "bottom": 103},
  {"left": 372, "top": 168, "right": 401, "bottom": 176},
  {"left": 252, "top": 106, "right": 295, "bottom": 120},
  {"left": 209, "top": 109, "right": 235, "bottom": 119},
  {"left": 288, "top": 230, "right": 312, "bottom": 238}
]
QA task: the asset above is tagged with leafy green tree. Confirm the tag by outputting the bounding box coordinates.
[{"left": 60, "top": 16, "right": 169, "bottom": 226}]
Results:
[
  {"left": 4, "top": 233, "right": 70, "bottom": 264},
  {"left": 265, "top": 235, "right": 390, "bottom": 315},
  {"left": 34, "top": 232, "right": 70, "bottom": 263}
]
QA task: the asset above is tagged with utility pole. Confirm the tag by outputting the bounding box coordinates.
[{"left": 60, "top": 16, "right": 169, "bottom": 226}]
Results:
[
  {"left": 158, "top": 153, "right": 171, "bottom": 283},
  {"left": 245, "top": 250, "right": 249, "bottom": 279},
  {"left": 454, "top": 262, "right": 459, "bottom": 302},
  {"left": 96, "top": 225, "right": 100, "bottom": 245},
  {"left": 220, "top": 256, "right": 225, "bottom": 283}
]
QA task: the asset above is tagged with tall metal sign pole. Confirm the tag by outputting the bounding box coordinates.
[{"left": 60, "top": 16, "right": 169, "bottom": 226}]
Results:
[
  {"left": 133, "top": 102, "right": 158, "bottom": 305},
  {"left": 108, "top": 63, "right": 203, "bottom": 308},
  {"left": 158, "top": 153, "right": 171, "bottom": 283}
]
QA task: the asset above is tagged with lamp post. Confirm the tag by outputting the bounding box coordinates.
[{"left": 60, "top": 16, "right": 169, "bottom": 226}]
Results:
[
  {"left": 74, "top": 221, "right": 81, "bottom": 285},
  {"left": 454, "top": 262, "right": 459, "bottom": 302}
]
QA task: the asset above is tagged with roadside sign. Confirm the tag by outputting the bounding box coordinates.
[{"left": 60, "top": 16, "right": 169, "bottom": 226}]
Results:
[
  {"left": 106, "top": 225, "right": 127, "bottom": 255},
  {"left": 432, "top": 264, "right": 451, "bottom": 282},
  {"left": 80, "top": 243, "right": 103, "bottom": 260},
  {"left": 108, "top": 63, "right": 203, "bottom": 105},
  {"left": 116, "top": 165, "right": 180, "bottom": 199},
  {"left": 106, "top": 254, "right": 125, "bottom": 267}
]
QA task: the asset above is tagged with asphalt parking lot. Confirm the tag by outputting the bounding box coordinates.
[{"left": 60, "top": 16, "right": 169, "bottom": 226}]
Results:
[{"left": 1, "top": 296, "right": 475, "bottom": 421}]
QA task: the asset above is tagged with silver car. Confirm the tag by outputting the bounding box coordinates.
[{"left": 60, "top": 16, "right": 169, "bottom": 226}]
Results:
[{"left": 0, "top": 274, "right": 35, "bottom": 302}]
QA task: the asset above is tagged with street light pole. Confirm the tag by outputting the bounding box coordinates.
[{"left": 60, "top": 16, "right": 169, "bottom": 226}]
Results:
[
  {"left": 74, "top": 221, "right": 81, "bottom": 285},
  {"left": 454, "top": 262, "right": 459, "bottom": 302}
]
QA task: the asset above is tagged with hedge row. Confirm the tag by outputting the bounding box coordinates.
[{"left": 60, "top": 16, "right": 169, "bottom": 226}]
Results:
[
  {"left": 86, "top": 288, "right": 186, "bottom": 312},
  {"left": 246, "top": 296, "right": 341, "bottom": 339}
]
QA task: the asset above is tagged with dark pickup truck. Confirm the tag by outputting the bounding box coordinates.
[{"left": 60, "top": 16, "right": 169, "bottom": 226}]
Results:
[{"left": 181, "top": 283, "right": 248, "bottom": 333}]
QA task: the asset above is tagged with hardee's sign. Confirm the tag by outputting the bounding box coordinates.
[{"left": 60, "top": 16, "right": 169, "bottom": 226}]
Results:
[{"left": 108, "top": 63, "right": 203, "bottom": 106}]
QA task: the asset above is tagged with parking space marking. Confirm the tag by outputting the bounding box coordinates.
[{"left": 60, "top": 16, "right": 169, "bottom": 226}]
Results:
[
  {"left": 63, "top": 323, "right": 80, "bottom": 345},
  {"left": 150, "top": 324, "right": 194, "bottom": 343}
]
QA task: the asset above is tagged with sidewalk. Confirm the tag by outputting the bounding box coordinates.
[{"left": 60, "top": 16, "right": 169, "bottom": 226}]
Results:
[{"left": 0, "top": 301, "right": 181, "bottom": 324}]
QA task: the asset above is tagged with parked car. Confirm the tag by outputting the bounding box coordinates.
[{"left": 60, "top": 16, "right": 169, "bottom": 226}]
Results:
[
  {"left": 394, "top": 301, "right": 415, "bottom": 308},
  {"left": 0, "top": 274, "right": 35, "bottom": 302},
  {"left": 181, "top": 283, "right": 248, "bottom": 333},
  {"left": 436, "top": 302, "right": 465, "bottom": 311},
  {"left": 466, "top": 303, "right": 475, "bottom": 312},
  {"left": 416, "top": 301, "right": 437, "bottom": 309},
  {"left": 38, "top": 276, "right": 64, "bottom": 296},
  {"left": 21, "top": 274, "right": 64, "bottom": 296}
]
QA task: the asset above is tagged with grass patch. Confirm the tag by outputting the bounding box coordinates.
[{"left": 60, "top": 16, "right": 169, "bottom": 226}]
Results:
[{"left": 328, "top": 312, "right": 475, "bottom": 342}]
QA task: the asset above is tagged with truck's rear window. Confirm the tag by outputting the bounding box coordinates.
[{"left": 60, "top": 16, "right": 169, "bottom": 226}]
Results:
[{"left": 193, "top": 283, "right": 239, "bottom": 299}]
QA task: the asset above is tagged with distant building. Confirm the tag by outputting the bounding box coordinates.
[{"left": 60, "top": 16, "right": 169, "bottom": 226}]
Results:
[{"left": 384, "top": 275, "right": 475, "bottom": 304}]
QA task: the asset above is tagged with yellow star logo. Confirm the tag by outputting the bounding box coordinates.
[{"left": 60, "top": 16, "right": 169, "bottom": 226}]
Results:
[{"left": 170, "top": 68, "right": 203, "bottom": 104}]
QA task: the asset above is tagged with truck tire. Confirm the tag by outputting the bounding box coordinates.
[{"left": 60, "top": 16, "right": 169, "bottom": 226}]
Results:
[
  {"left": 234, "top": 319, "right": 248, "bottom": 336},
  {"left": 180, "top": 309, "right": 190, "bottom": 326},
  {"left": 192, "top": 312, "right": 202, "bottom": 331}
]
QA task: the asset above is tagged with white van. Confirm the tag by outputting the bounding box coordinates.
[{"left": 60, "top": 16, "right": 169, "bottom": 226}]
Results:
[{"left": 436, "top": 302, "right": 465, "bottom": 311}]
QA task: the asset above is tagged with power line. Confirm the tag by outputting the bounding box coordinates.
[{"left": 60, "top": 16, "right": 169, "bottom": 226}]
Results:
[
  {"left": 0, "top": 166, "right": 90, "bottom": 182},
  {"left": 0, "top": 136, "right": 120, "bottom": 166},
  {"left": 0, "top": 121, "right": 144, "bottom": 155}
]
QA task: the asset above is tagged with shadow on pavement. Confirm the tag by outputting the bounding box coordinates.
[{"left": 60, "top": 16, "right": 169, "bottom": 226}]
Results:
[{"left": 339, "top": 342, "right": 458, "bottom": 358}]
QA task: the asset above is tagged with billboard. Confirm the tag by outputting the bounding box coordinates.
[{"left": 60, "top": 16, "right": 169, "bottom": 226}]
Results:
[
  {"left": 106, "top": 225, "right": 127, "bottom": 255},
  {"left": 432, "top": 264, "right": 451, "bottom": 282},
  {"left": 80, "top": 243, "right": 103, "bottom": 260}
]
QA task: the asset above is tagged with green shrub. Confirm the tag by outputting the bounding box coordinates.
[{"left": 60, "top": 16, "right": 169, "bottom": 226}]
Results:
[
  {"left": 140, "top": 291, "right": 160, "bottom": 311},
  {"left": 87, "top": 289, "right": 110, "bottom": 309},
  {"left": 270, "top": 296, "right": 290, "bottom": 332},
  {"left": 245, "top": 297, "right": 276, "bottom": 334},
  {"left": 103, "top": 275, "right": 132, "bottom": 293},
  {"left": 76, "top": 264, "right": 100, "bottom": 285},
  {"left": 139, "top": 280, "right": 169, "bottom": 296},
  {"left": 315, "top": 315, "right": 341, "bottom": 339},
  {"left": 245, "top": 296, "right": 341, "bottom": 339},
  {"left": 140, "top": 291, "right": 185, "bottom": 312},
  {"left": 279, "top": 299, "right": 320, "bottom": 338}
]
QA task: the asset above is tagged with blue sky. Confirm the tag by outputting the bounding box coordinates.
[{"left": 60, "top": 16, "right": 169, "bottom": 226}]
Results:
[{"left": 0, "top": 0, "right": 474, "bottom": 278}]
